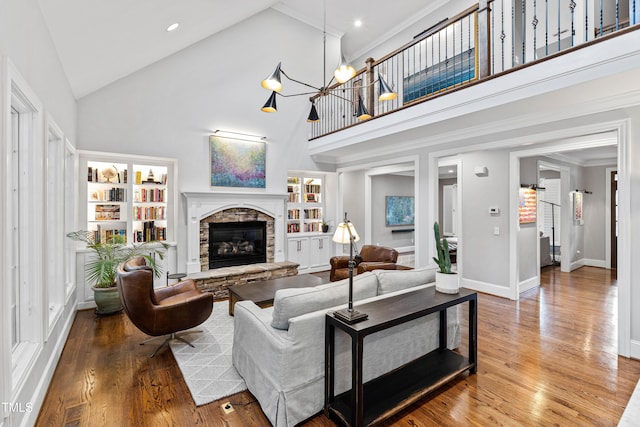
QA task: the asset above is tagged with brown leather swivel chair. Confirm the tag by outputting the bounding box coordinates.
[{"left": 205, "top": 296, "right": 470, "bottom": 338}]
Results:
[
  {"left": 116, "top": 257, "right": 213, "bottom": 357},
  {"left": 329, "top": 245, "right": 399, "bottom": 281}
]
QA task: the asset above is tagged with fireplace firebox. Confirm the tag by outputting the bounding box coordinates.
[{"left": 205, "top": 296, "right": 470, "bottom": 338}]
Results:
[{"left": 209, "top": 221, "right": 267, "bottom": 268}]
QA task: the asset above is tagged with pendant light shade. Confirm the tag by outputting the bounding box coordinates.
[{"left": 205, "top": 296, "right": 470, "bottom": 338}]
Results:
[
  {"left": 261, "top": 62, "right": 283, "bottom": 92},
  {"left": 334, "top": 51, "right": 356, "bottom": 84},
  {"left": 261, "top": 91, "right": 278, "bottom": 113},
  {"left": 378, "top": 75, "right": 397, "bottom": 101},
  {"left": 307, "top": 103, "right": 320, "bottom": 122},
  {"left": 355, "top": 97, "right": 371, "bottom": 120}
]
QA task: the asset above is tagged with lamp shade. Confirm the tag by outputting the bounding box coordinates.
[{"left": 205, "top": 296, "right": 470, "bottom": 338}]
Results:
[
  {"left": 307, "top": 103, "right": 320, "bottom": 122},
  {"left": 334, "top": 52, "right": 356, "bottom": 83},
  {"left": 378, "top": 75, "right": 397, "bottom": 101},
  {"left": 261, "top": 62, "right": 283, "bottom": 92},
  {"left": 261, "top": 91, "right": 278, "bottom": 113},
  {"left": 355, "top": 97, "right": 371, "bottom": 120},
  {"left": 332, "top": 221, "right": 360, "bottom": 244}
]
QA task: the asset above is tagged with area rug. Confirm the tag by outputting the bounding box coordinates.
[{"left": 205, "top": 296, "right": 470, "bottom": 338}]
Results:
[{"left": 169, "top": 301, "right": 247, "bottom": 406}]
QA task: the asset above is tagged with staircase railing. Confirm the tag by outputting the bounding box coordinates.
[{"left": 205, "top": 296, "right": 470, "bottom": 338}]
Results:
[{"left": 309, "top": 0, "right": 638, "bottom": 140}]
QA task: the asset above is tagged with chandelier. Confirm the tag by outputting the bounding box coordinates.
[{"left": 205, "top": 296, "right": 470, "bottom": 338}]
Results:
[{"left": 259, "top": 2, "right": 397, "bottom": 123}]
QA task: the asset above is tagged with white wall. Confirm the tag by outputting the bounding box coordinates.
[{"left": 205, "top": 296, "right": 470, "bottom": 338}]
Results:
[
  {"left": 341, "top": 170, "right": 366, "bottom": 244},
  {"left": 1, "top": 1, "right": 78, "bottom": 426},
  {"left": 77, "top": 9, "right": 339, "bottom": 272},
  {"left": 583, "top": 165, "right": 613, "bottom": 265},
  {"left": 518, "top": 157, "right": 539, "bottom": 283},
  {"left": 0, "top": 0, "right": 76, "bottom": 141},
  {"left": 460, "top": 150, "right": 511, "bottom": 290},
  {"left": 371, "top": 174, "right": 415, "bottom": 248}
]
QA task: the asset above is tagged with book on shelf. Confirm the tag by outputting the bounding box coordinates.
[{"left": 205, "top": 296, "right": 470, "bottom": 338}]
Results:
[
  {"left": 304, "top": 183, "right": 321, "bottom": 193},
  {"left": 93, "top": 225, "right": 126, "bottom": 244},
  {"left": 135, "top": 188, "right": 166, "bottom": 203},
  {"left": 135, "top": 221, "right": 167, "bottom": 242},
  {"left": 90, "top": 187, "right": 126, "bottom": 202},
  {"left": 132, "top": 206, "right": 166, "bottom": 221},
  {"left": 287, "top": 223, "right": 300, "bottom": 233}
]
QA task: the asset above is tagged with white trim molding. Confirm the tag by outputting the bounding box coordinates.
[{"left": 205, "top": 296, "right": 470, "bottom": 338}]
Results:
[{"left": 182, "top": 192, "right": 288, "bottom": 274}]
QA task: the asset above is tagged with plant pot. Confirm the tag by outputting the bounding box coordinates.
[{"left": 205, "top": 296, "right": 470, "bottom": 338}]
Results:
[
  {"left": 435, "top": 271, "right": 459, "bottom": 294},
  {"left": 92, "top": 285, "right": 123, "bottom": 315},
  {"left": 322, "top": 224, "right": 329, "bottom": 233}
]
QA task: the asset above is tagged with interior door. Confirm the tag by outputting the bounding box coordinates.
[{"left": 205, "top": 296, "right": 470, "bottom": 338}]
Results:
[
  {"left": 611, "top": 171, "right": 618, "bottom": 270},
  {"left": 442, "top": 184, "right": 457, "bottom": 235}
]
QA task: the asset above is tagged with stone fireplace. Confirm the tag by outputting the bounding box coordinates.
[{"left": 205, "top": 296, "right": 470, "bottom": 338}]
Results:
[
  {"left": 182, "top": 192, "right": 288, "bottom": 274},
  {"left": 200, "top": 208, "right": 273, "bottom": 270}
]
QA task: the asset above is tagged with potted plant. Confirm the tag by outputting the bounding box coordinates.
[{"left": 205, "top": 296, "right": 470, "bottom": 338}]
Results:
[
  {"left": 321, "top": 220, "right": 330, "bottom": 233},
  {"left": 67, "top": 231, "right": 168, "bottom": 315},
  {"left": 433, "top": 222, "right": 459, "bottom": 294}
]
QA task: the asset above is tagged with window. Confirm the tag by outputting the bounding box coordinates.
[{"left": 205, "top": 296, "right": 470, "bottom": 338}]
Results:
[
  {"left": 6, "top": 61, "right": 44, "bottom": 393},
  {"left": 10, "top": 106, "right": 20, "bottom": 350}
]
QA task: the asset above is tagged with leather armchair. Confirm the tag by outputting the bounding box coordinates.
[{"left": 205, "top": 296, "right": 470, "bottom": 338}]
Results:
[
  {"left": 116, "top": 257, "right": 213, "bottom": 357},
  {"left": 329, "top": 245, "right": 399, "bottom": 281}
]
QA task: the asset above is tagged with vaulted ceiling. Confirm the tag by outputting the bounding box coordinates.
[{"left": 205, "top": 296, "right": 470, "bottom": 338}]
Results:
[{"left": 37, "top": 0, "right": 441, "bottom": 98}]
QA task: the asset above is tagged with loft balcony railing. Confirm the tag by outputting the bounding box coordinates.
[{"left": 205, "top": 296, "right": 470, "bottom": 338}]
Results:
[{"left": 309, "top": 0, "right": 638, "bottom": 140}]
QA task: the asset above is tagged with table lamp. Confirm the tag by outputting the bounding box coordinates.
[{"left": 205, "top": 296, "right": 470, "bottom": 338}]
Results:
[{"left": 331, "top": 212, "right": 368, "bottom": 323}]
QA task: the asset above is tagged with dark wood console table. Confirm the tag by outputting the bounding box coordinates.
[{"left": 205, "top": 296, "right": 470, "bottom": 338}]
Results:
[{"left": 324, "top": 287, "right": 477, "bottom": 427}]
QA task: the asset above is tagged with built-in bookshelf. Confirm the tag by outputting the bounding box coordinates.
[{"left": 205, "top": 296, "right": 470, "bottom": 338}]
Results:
[
  {"left": 79, "top": 151, "right": 177, "bottom": 245},
  {"left": 286, "top": 172, "right": 333, "bottom": 273},
  {"left": 287, "top": 175, "right": 324, "bottom": 234},
  {"left": 132, "top": 164, "right": 168, "bottom": 242}
]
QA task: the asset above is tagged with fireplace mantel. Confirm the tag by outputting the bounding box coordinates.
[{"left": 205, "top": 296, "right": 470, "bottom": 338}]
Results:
[{"left": 182, "top": 192, "right": 288, "bottom": 273}]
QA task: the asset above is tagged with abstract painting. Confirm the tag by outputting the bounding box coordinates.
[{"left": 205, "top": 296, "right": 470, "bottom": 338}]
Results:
[
  {"left": 573, "top": 191, "right": 584, "bottom": 225},
  {"left": 385, "top": 196, "right": 415, "bottom": 226},
  {"left": 210, "top": 136, "right": 266, "bottom": 188},
  {"left": 519, "top": 187, "right": 537, "bottom": 224}
]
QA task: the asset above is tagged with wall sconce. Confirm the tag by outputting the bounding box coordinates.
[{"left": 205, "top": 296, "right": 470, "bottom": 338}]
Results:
[
  {"left": 474, "top": 166, "right": 488, "bottom": 177},
  {"left": 213, "top": 129, "right": 266, "bottom": 143},
  {"left": 575, "top": 189, "right": 593, "bottom": 194}
]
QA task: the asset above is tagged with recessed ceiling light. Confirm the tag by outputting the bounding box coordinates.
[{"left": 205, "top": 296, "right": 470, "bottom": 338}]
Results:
[
  {"left": 354, "top": 19, "right": 362, "bottom": 27},
  {"left": 166, "top": 23, "right": 179, "bottom": 32}
]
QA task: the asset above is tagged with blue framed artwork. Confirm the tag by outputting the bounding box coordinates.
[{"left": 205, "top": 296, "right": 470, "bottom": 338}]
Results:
[
  {"left": 210, "top": 135, "right": 266, "bottom": 188},
  {"left": 385, "top": 196, "right": 415, "bottom": 226}
]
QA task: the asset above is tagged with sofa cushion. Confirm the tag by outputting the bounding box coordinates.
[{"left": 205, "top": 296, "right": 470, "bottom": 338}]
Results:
[
  {"left": 374, "top": 267, "right": 437, "bottom": 295},
  {"left": 271, "top": 272, "right": 378, "bottom": 330}
]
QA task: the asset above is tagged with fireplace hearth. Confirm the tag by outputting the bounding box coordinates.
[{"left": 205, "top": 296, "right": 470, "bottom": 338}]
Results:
[{"left": 209, "top": 221, "right": 266, "bottom": 268}]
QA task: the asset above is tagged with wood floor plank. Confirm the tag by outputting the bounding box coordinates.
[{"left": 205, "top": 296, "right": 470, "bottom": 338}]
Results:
[{"left": 36, "top": 267, "right": 640, "bottom": 426}]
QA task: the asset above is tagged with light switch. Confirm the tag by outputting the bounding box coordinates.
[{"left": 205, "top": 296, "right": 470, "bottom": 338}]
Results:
[{"left": 493, "top": 226, "right": 500, "bottom": 236}]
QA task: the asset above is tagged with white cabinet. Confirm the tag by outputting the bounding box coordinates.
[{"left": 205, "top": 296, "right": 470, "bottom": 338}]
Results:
[
  {"left": 287, "top": 237, "right": 310, "bottom": 271},
  {"left": 287, "top": 234, "right": 333, "bottom": 273},
  {"left": 310, "top": 236, "right": 331, "bottom": 269}
]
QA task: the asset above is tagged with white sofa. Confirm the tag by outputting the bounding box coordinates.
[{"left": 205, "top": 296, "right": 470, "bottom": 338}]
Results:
[{"left": 232, "top": 267, "right": 461, "bottom": 427}]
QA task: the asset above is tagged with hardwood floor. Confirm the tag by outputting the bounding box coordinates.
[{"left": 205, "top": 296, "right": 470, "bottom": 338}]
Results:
[{"left": 36, "top": 266, "right": 640, "bottom": 426}]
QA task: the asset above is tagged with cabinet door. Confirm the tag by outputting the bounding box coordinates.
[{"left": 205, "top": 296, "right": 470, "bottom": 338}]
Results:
[
  {"left": 287, "top": 238, "right": 310, "bottom": 270},
  {"left": 309, "top": 236, "right": 331, "bottom": 268}
]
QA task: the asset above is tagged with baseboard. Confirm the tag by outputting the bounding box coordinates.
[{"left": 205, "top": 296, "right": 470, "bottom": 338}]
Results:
[
  {"left": 23, "top": 304, "right": 77, "bottom": 427},
  {"left": 77, "top": 301, "right": 96, "bottom": 311},
  {"left": 519, "top": 276, "right": 539, "bottom": 294},
  {"left": 630, "top": 339, "right": 640, "bottom": 361},
  {"left": 583, "top": 258, "right": 606, "bottom": 268},
  {"left": 569, "top": 258, "right": 585, "bottom": 271},
  {"left": 461, "top": 277, "right": 513, "bottom": 299}
]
